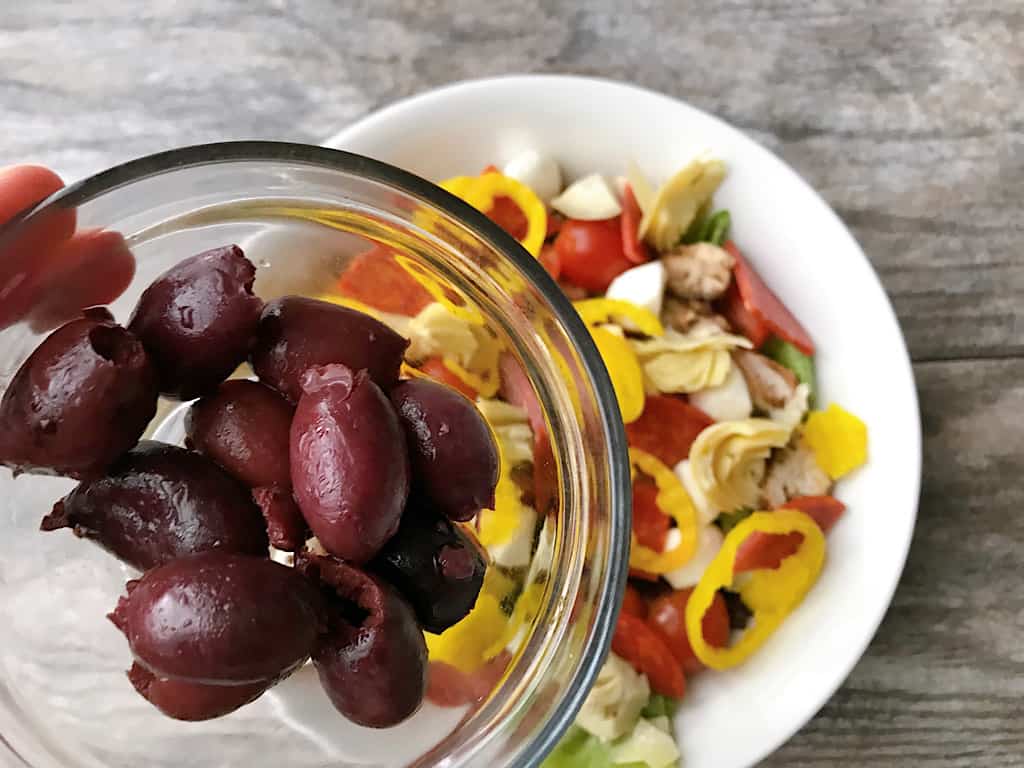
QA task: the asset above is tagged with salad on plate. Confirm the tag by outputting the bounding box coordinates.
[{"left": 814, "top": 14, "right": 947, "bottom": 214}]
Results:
[{"left": 324, "top": 148, "right": 869, "bottom": 767}]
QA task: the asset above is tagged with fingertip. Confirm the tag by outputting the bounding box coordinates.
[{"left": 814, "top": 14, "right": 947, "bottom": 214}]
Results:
[{"left": 0, "top": 166, "right": 66, "bottom": 221}]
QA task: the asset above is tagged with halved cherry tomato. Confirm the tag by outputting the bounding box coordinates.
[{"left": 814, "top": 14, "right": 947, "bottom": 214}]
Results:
[
  {"left": 632, "top": 478, "right": 670, "bottom": 551},
  {"left": 725, "top": 241, "right": 815, "bottom": 355},
  {"left": 621, "top": 183, "right": 650, "bottom": 264},
  {"left": 554, "top": 217, "right": 634, "bottom": 293},
  {"left": 612, "top": 612, "right": 686, "bottom": 698},
  {"left": 336, "top": 246, "right": 433, "bottom": 316},
  {"left": 625, "top": 395, "right": 714, "bottom": 468},
  {"left": 622, "top": 584, "right": 648, "bottom": 620},
  {"left": 733, "top": 496, "right": 846, "bottom": 573},
  {"left": 538, "top": 244, "right": 561, "bottom": 280},
  {"left": 419, "top": 356, "right": 478, "bottom": 400},
  {"left": 425, "top": 651, "right": 511, "bottom": 707},
  {"left": 648, "top": 588, "right": 729, "bottom": 675}
]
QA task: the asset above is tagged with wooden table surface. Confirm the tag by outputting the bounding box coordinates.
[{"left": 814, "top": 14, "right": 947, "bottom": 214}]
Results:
[{"left": 2, "top": 1, "right": 1022, "bottom": 765}]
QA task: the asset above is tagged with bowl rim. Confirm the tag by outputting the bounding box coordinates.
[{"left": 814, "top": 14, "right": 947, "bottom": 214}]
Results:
[
  {"left": 324, "top": 73, "right": 923, "bottom": 766},
  {"left": 0, "top": 140, "right": 632, "bottom": 768}
]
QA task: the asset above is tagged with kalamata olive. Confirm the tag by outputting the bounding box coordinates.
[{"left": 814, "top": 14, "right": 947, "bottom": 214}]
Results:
[
  {"left": 0, "top": 308, "right": 158, "bottom": 480},
  {"left": 298, "top": 552, "right": 427, "bottom": 728},
  {"left": 370, "top": 502, "right": 486, "bottom": 633},
  {"left": 290, "top": 364, "right": 409, "bottom": 563},
  {"left": 128, "top": 245, "right": 263, "bottom": 399},
  {"left": 41, "top": 441, "right": 269, "bottom": 571},
  {"left": 127, "top": 663, "right": 269, "bottom": 721},
  {"left": 185, "top": 379, "right": 306, "bottom": 549},
  {"left": 185, "top": 379, "right": 293, "bottom": 487},
  {"left": 390, "top": 378, "right": 499, "bottom": 522},
  {"left": 109, "top": 551, "right": 323, "bottom": 684},
  {"left": 250, "top": 296, "right": 408, "bottom": 401}
]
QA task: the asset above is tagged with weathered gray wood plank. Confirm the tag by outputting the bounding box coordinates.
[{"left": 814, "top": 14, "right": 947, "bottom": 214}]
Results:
[{"left": 766, "top": 356, "right": 1024, "bottom": 766}]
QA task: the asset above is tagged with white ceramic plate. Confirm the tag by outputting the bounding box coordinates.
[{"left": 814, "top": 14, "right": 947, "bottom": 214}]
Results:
[{"left": 324, "top": 75, "right": 921, "bottom": 768}]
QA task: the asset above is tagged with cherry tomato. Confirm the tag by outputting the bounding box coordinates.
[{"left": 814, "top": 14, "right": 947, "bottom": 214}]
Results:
[
  {"left": 621, "top": 183, "right": 650, "bottom": 264},
  {"left": 554, "top": 218, "right": 634, "bottom": 293},
  {"left": 418, "top": 356, "right": 478, "bottom": 400},
  {"left": 612, "top": 612, "right": 686, "bottom": 698},
  {"left": 621, "top": 584, "right": 649, "bottom": 620},
  {"left": 648, "top": 588, "right": 730, "bottom": 676},
  {"left": 538, "top": 244, "right": 561, "bottom": 281},
  {"left": 625, "top": 395, "right": 714, "bottom": 468},
  {"left": 733, "top": 496, "right": 846, "bottom": 573},
  {"left": 725, "top": 241, "right": 815, "bottom": 355},
  {"left": 632, "top": 479, "right": 669, "bottom": 551},
  {"left": 336, "top": 246, "right": 432, "bottom": 316},
  {"left": 546, "top": 212, "right": 564, "bottom": 240}
]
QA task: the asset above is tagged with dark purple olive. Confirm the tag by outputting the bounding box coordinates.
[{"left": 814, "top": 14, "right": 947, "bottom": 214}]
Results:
[
  {"left": 290, "top": 364, "right": 409, "bottom": 563},
  {"left": 110, "top": 551, "right": 323, "bottom": 684},
  {"left": 41, "top": 441, "right": 269, "bottom": 571},
  {"left": 250, "top": 296, "right": 408, "bottom": 401},
  {"left": 127, "top": 663, "right": 269, "bottom": 721},
  {"left": 390, "top": 378, "right": 499, "bottom": 522},
  {"left": 298, "top": 553, "right": 426, "bottom": 728},
  {"left": 370, "top": 502, "right": 486, "bottom": 633},
  {"left": 185, "top": 379, "right": 307, "bottom": 550},
  {"left": 185, "top": 379, "right": 293, "bottom": 488},
  {"left": 0, "top": 308, "right": 158, "bottom": 480},
  {"left": 128, "top": 245, "right": 263, "bottom": 399}
]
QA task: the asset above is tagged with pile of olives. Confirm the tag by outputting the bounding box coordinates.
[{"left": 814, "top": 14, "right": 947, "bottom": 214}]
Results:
[{"left": 0, "top": 245, "right": 499, "bottom": 727}]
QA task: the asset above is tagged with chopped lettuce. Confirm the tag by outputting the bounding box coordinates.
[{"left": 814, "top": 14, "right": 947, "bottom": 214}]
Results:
[
  {"left": 762, "top": 336, "right": 817, "bottom": 407},
  {"left": 715, "top": 506, "right": 753, "bottom": 534},
  {"left": 683, "top": 208, "right": 731, "bottom": 246},
  {"left": 640, "top": 694, "right": 678, "bottom": 720},
  {"left": 610, "top": 718, "right": 681, "bottom": 768}
]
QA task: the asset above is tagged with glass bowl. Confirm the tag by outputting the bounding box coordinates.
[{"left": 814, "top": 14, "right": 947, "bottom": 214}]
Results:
[{"left": 0, "top": 142, "right": 629, "bottom": 768}]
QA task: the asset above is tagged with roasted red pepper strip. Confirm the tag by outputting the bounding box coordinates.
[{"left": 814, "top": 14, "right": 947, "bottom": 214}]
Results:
[
  {"left": 725, "top": 241, "right": 815, "bottom": 355},
  {"left": 621, "top": 183, "right": 650, "bottom": 264}
]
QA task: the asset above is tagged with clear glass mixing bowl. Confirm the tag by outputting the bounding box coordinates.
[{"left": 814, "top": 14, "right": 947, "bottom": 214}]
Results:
[{"left": 0, "top": 142, "right": 629, "bottom": 768}]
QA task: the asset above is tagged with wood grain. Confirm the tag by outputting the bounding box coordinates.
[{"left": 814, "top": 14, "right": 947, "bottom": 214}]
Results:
[{"left": 1, "top": 1, "right": 1021, "bottom": 765}]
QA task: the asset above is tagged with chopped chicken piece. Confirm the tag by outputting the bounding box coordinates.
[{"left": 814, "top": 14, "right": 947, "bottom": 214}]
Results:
[
  {"left": 662, "top": 242, "right": 735, "bottom": 300},
  {"left": 733, "top": 349, "right": 799, "bottom": 411},
  {"left": 661, "top": 296, "right": 731, "bottom": 334},
  {"left": 761, "top": 442, "right": 832, "bottom": 508}
]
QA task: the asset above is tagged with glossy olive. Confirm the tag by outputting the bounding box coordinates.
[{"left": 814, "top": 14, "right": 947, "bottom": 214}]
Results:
[
  {"left": 185, "top": 379, "right": 293, "bottom": 488},
  {"left": 390, "top": 378, "right": 499, "bottom": 521},
  {"left": 298, "top": 552, "right": 427, "bottom": 728},
  {"left": 42, "top": 441, "right": 269, "bottom": 570},
  {"left": 250, "top": 296, "right": 408, "bottom": 401},
  {"left": 185, "top": 379, "right": 307, "bottom": 550},
  {"left": 110, "top": 551, "right": 323, "bottom": 684},
  {"left": 290, "top": 364, "right": 409, "bottom": 563},
  {"left": 128, "top": 245, "right": 263, "bottom": 399},
  {"left": 0, "top": 308, "right": 158, "bottom": 480},
  {"left": 127, "top": 663, "right": 269, "bottom": 721},
  {"left": 370, "top": 502, "right": 486, "bottom": 633}
]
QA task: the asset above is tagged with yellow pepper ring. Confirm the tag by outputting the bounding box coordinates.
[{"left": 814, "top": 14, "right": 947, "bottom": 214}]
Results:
[
  {"left": 628, "top": 448, "right": 699, "bottom": 574},
  {"left": 589, "top": 326, "right": 645, "bottom": 424},
  {"left": 685, "top": 510, "right": 826, "bottom": 671},
  {"left": 573, "top": 298, "right": 665, "bottom": 338},
  {"left": 440, "top": 174, "right": 547, "bottom": 257}
]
